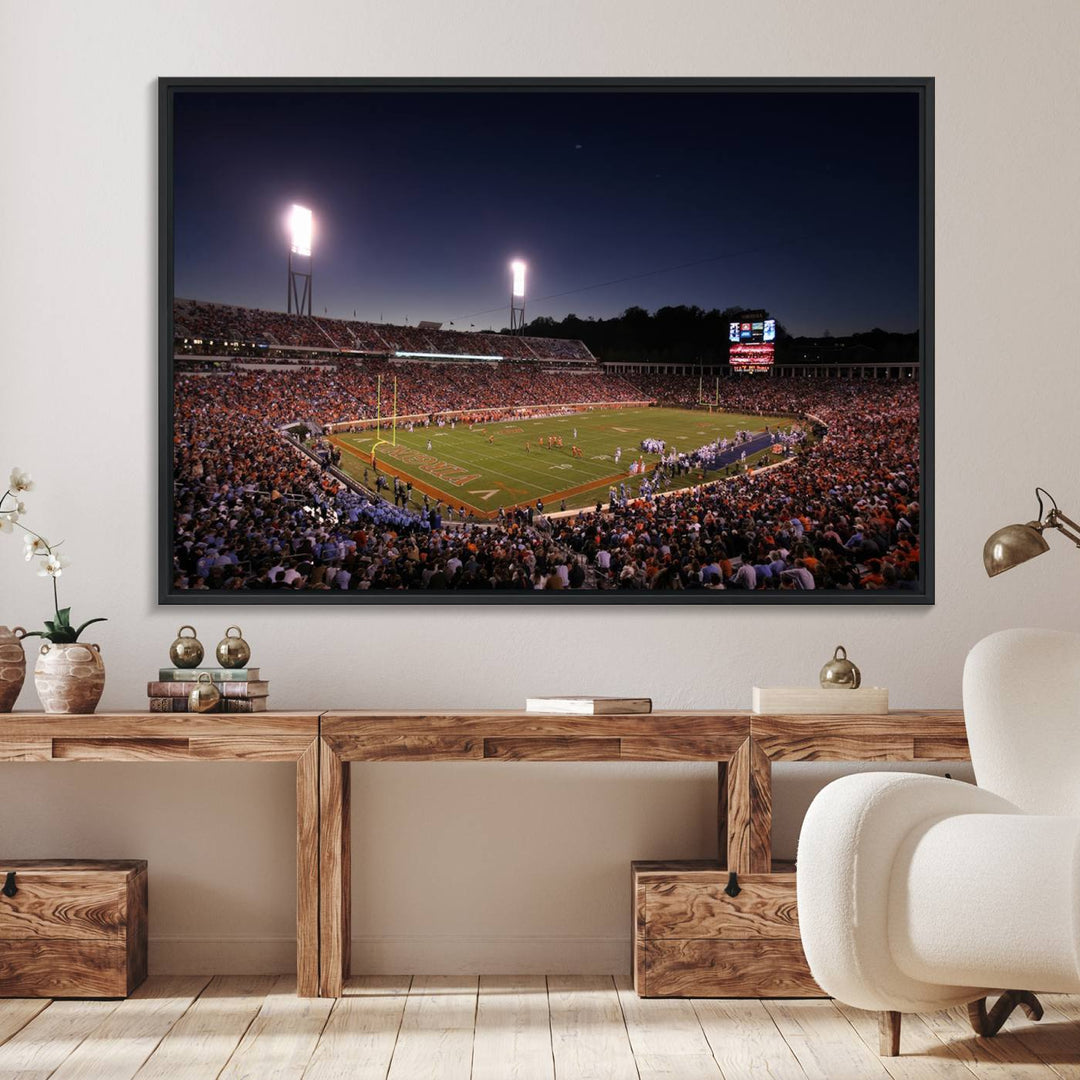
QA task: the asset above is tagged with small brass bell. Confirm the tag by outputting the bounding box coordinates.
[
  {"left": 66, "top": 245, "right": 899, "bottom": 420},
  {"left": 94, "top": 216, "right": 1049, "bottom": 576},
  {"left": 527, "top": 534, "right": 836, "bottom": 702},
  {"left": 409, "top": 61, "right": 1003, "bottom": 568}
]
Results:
[
  {"left": 169, "top": 625, "right": 204, "bottom": 669},
  {"left": 820, "top": 645, "right": 861, "bottom": 689},
  {"left": 188, "top": 672, "right": 221, "bottom": 713},
  {"left": 215, "top": 626, "right": 251, "bottom": 669}
]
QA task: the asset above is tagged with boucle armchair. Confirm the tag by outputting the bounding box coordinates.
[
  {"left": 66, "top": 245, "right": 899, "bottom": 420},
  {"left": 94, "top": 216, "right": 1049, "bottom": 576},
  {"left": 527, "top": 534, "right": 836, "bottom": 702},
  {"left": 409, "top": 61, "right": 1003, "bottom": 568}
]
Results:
[{"left": 797, "top": 628, "right": 1080, "bottom": 1055}]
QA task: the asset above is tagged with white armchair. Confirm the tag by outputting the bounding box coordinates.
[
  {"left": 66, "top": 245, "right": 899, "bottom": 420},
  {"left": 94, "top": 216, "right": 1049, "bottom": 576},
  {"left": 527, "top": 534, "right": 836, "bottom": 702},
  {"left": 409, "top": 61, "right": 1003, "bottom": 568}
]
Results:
[{"left": 797, "top": 628, "right": 1080, "bottom": 1055}]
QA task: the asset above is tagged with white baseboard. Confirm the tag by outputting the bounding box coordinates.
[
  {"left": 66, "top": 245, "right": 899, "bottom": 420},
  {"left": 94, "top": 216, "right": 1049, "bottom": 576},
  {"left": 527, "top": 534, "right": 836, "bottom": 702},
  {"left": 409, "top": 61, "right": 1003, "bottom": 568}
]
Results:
[{"left": 149, "top": 934, "right": 630, "bottom": 975}]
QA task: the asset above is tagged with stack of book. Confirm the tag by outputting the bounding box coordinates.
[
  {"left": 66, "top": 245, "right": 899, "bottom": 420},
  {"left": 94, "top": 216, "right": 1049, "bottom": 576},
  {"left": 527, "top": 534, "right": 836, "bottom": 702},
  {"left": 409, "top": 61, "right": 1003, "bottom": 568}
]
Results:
[{"left": 147, "top": 668, "right": 269, "bottom": 713}]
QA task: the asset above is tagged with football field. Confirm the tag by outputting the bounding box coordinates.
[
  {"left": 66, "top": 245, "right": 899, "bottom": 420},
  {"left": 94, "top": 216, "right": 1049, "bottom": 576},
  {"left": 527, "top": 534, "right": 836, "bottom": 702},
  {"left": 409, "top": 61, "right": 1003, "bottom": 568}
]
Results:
[{"left": 325, "top": 405, "right": 795, "bottom": 518}]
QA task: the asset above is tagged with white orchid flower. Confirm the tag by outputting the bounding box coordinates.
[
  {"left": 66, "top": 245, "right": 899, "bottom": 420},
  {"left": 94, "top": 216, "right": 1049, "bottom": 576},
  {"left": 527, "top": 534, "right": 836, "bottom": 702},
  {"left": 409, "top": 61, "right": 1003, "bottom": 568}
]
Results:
[
  {"left": 38, "top": 553, "right": 70, "bottom": 578},
  {"left": 23, "top": 534, "right": 49, "bottom": 560},
  {"left": 8, "top": 469, "right": 34, "bottom": 493},
  {"left": 0, "top": 514, "right": 13, "bottom": 535}
]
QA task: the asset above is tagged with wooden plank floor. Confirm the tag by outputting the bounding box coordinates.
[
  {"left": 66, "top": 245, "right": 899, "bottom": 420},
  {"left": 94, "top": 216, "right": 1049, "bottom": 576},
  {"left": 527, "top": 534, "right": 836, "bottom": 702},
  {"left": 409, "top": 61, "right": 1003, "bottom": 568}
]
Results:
[{"left": 2, "top": 976, "right": 1079, "bottom": 1079}]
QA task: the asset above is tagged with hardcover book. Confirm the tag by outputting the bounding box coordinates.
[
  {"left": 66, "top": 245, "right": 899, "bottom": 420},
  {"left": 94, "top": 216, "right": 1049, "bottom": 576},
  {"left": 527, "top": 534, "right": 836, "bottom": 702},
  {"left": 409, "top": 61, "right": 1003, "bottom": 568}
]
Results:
[
  {"left": 221, "top": 698, "right": 268, "bottom": 713},
  {"left": 525, "top": 696, "right": 652, "bottom": 715},
  {"left": 147, "top": 697, "right": 192, "bottom": 712},
  {"left": 147, "top": 696, "right": 269, "bottom": 713},
  {"left": 147, "top": 680, "right": 269, "bottom": 699},
  {"left": 158, "top": 668, "right": 261, "bottom": 682}
]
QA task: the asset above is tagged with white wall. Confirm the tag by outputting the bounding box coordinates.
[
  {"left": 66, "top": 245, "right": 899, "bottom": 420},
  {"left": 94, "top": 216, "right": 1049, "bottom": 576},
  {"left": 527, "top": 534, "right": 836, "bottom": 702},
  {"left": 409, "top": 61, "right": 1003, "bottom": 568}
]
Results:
[{"left": 2, "top": 0, "right": 1078, "bottom": 974}]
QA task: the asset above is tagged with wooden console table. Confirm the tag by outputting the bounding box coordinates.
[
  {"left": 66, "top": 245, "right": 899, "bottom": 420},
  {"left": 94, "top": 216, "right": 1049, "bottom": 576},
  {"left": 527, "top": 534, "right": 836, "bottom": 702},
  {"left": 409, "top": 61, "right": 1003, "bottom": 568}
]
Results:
[
  {"left": 0, "top": 712, "right": 322, "bottom": 997},
  {"left": 739, "top": 709, "right": 970, "bottom": 873},
  {"left": 318, "top": 708, "right": 969, "bottom": 998},
  {"left": 2, "top": 708, "right": 971, "bottom": 999},
  {"left": 318, "top": 710, "right": 748, "bottom": 996}
]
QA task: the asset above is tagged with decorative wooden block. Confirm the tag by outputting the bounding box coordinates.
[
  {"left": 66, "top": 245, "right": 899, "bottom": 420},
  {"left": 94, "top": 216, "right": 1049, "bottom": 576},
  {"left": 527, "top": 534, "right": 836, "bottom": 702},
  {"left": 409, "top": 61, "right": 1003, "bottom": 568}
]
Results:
[
  {"left": 752, "top": 686, "right": 889, "bottom": 714},
  {"left": 0, "top": 859, "right": 148, "bottom": 998},
  {"left": 632, "top": 860, "right": 821, "bottom": 998}
]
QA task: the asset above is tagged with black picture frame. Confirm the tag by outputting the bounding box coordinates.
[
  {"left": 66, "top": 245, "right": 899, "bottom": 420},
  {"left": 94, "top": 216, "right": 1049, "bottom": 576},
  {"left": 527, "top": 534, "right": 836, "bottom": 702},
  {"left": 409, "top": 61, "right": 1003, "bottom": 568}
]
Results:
[{"left": 159, "top": 76, "right": 934, "bottom": 606}]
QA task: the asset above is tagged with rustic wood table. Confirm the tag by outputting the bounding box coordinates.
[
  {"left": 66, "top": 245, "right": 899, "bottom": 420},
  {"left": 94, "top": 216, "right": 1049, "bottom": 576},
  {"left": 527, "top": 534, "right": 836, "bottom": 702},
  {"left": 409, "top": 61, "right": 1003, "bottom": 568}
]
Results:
[
  {"left": 318, "top": 708, "right": 971, "bottom": 998},
  {"left": 2, "top": 708, "right": 972, "bottom": 998},
  {"left": 318, "top": 710, "right": 749, "bottom": 996},
  {"left": 0, "top": 711, "right": 322, "bottom": 997},
  {"left": 740, "top": 709, "right": 970, "bottom": 873}
]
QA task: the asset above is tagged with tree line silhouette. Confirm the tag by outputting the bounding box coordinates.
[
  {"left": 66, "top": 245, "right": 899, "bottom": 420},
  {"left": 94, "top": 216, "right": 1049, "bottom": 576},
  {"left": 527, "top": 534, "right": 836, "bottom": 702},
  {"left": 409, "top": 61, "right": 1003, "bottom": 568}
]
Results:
[{"left": 506, "top": 305, "right": 917, "bottom": 367}]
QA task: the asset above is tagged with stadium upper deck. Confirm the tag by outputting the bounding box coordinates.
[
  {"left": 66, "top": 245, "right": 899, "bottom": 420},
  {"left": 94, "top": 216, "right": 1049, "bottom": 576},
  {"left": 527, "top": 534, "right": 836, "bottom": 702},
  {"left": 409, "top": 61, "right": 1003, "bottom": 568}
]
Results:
[{"left": 174, "top": 298, "right": 596, "bottom": 363}]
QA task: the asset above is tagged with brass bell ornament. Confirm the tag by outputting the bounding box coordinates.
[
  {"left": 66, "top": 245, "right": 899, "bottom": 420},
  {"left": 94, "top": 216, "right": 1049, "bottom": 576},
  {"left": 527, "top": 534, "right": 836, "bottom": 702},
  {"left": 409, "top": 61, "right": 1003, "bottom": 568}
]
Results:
[
  {"left": 169, "top": 625, "right": 204, "bottom": 669},
  {"left": 188, "top": 672, "right": 221, "bottom": 713},
  {"left": 820, "top": 645, "right": 861, "bottom": 689},
  {"left": 215, "top": 626, "right": 251, "bottom": 669}
]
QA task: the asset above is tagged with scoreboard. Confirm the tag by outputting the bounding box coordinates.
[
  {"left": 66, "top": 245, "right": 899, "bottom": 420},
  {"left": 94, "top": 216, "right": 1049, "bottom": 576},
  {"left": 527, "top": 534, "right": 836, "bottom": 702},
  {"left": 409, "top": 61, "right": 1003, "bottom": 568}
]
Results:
[
  {"left": 729, "top": 316, "right": 776, "bottom": 371},
  {"left": 729, "top": 318, "right": 776, "bottom": 345}
]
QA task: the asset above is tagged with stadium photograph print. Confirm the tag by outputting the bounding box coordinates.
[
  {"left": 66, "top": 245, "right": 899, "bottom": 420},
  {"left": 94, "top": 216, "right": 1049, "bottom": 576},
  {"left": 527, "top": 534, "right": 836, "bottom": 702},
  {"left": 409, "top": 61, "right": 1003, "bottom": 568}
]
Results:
[{"left": 159, "top": 78, "right": 933, "bottom": 605}]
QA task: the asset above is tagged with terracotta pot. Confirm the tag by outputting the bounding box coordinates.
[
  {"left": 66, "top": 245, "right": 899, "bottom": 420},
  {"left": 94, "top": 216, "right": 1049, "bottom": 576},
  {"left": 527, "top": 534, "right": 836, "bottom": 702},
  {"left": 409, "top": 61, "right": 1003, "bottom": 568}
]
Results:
[
  {"left": 0, "top": 626, "right": 27, "bottom": 713},
  {"left": 34, "top": 642, "right": 106, "bottom": 715}
]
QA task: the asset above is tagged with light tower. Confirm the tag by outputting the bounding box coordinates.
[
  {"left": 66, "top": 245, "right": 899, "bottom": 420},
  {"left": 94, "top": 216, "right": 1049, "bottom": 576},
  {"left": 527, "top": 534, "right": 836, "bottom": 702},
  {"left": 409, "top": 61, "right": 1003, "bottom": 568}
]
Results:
[
  {"left": 509, "top": 259, "right": 526, "bottom": 335},
  {"left": 287, "top": 204, "right": 313, "bottom": 316}
]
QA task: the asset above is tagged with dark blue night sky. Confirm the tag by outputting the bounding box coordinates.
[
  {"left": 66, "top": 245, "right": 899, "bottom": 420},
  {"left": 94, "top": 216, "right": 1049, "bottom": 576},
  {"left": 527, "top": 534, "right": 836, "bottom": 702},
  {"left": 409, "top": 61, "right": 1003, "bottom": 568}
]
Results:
[{"left": 172, "top": 88, "right": 920, "bottom": 336}]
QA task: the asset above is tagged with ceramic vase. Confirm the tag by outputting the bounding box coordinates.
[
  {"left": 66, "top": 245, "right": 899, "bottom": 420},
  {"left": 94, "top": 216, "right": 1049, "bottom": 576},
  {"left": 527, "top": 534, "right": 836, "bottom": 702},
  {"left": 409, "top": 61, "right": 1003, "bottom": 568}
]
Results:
[
  {"left": 34, "top": 642, "right": 106, "bottom": 714},
  {"left": 0, "top": 626, "right": 27, "bottom": 713}
]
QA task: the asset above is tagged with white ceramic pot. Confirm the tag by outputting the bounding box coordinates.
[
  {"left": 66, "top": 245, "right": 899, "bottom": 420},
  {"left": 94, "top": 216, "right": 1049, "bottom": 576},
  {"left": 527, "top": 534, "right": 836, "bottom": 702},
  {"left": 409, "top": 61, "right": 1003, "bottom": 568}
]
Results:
[
  {"left": 34, "top": 642, "right": 106, "bottom": 715},
  {"left": 0, "top": 626, "right": 27, "bottom": 713}
]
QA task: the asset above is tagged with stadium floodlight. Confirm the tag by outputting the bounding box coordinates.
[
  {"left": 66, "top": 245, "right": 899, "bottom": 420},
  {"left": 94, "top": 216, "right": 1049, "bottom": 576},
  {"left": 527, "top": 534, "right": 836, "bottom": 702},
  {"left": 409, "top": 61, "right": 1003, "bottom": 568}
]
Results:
[
  {"left": 290, "top": 204, "right": 313, "bottom": 257},
  {"left": 510, "top": 259, "right": 526, "bottom": 334},
  {"left": 511, "top": 259, "right": 526, "bottom": 298},
  {"left": 287, "top": 204, "right": 313, "bottom": 315}
]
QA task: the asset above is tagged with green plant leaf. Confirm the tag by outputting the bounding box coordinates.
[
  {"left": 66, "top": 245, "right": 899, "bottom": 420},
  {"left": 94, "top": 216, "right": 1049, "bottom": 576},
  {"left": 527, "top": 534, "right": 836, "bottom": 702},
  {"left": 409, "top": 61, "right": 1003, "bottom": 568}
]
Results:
[
  {"left": 43, "top": 620, "right": 57, "bottom": 634},
  {"left": 73, "top": 618, "right": 107, "bottom": 641},
  {"left": 55, "top": 607, "right": 71, "bottom": 626},
  {"left": 22, "top": 630, "right": 67, "bottom": 643}
]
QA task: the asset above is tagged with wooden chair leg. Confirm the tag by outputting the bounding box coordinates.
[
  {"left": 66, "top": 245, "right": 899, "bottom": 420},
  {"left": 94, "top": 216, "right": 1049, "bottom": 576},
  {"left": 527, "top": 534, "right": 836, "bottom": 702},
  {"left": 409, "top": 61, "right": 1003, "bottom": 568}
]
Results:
[
  {"left": 968, "top": 997, "right": 988, "bottom": 1035},
  {"left": 879, "top": 1010, "right": 902, "bottom": 1056},
  {"left": 968, "top": 991, "right": 1044, "bottom": 1038}
]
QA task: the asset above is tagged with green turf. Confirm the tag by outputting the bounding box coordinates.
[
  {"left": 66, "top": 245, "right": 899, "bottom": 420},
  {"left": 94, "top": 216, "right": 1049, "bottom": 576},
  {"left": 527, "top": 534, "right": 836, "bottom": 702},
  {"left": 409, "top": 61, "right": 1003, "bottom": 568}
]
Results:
[{"left": 325, "top": 406, "right": 795, "bottom": 517}]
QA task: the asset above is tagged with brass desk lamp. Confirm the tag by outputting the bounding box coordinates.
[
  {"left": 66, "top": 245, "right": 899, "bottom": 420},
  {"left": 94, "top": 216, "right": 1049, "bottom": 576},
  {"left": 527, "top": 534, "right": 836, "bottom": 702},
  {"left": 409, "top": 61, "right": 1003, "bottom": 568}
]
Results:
[{"left": 984, "top": 488, "right": 1080, "bottom": 577}]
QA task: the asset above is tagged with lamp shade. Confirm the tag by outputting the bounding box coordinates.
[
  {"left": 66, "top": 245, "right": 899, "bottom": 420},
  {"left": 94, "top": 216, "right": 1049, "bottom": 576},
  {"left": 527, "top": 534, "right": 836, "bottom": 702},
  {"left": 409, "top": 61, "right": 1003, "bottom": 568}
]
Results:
[{"left": 983, "top": 522, "right": 1050, "bottom": 577}]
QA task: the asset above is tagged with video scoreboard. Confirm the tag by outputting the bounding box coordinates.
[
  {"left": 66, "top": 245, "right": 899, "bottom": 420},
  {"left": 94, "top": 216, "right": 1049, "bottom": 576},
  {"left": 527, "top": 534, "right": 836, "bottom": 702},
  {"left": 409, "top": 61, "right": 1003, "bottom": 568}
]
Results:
[{"left": 729, "top": 315, "right": 776, "bottom": 371}]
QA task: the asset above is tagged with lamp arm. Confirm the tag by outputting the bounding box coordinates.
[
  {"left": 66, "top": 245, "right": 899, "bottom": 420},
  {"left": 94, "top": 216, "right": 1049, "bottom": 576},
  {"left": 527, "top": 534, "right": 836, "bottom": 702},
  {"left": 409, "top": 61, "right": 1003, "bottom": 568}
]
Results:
[{"left": 1047, "top": 509, "right": 1080, "bottom": 548}]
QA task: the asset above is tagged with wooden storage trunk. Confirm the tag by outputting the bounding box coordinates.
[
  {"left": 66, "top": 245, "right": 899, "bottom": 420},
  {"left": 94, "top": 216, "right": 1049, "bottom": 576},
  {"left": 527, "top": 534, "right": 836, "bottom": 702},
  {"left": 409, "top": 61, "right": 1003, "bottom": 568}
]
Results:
[
  {"left": 632, "top": 860, "right": 822, "bottom": 998},
  {"left": 0, "top": 859, "right": 148, "bottom": 998}
]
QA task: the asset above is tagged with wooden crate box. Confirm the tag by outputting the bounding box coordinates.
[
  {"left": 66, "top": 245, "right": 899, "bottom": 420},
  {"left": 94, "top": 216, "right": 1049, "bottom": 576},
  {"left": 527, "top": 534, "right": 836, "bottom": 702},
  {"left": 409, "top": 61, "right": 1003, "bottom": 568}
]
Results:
[
  {"left": 0, "top": 859, "right": 148, "bottom": 998},
  {"left": 632, "top": 860, "right": 822, "bottom": 998}
]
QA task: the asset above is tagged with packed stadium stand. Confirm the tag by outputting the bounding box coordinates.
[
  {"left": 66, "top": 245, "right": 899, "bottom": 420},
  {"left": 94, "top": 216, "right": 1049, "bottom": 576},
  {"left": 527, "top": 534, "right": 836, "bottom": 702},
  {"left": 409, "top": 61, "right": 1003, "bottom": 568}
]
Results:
[
  {"left": 171, "top": 329, "right": 921, "bottom": 592},
  {"left": 174, "top": 299, "right": 597, "bottom": 362}
]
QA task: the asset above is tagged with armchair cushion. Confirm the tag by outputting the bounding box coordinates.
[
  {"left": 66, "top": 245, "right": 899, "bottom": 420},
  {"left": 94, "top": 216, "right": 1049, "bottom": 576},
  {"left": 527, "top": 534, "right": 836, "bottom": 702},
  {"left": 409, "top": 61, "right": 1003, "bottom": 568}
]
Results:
[
  {"left": 797, "top": 772, "right": 1019, "bottom": 1012},
  {"left": 964, "top": 629, "right": 1080, "bottom": 816},
  {"left": 890, "top": 811, "right": 1080, "bottom": 993}
]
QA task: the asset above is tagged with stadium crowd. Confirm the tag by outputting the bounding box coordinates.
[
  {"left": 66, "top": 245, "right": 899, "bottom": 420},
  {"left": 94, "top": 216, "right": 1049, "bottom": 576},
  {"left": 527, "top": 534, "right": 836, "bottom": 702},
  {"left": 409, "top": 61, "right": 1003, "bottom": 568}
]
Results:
[
  {"left": 174, "top": 299, "right": 596, "bottom": 362},
  {"left": 191, "top": 361, "right": 643, "bottom": 431},
  {"left": 555, "top": 379, "right": 918, "bottom": 591},
  {"left": 171, "top": 356, "right": 921, "bottom": 593}
]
